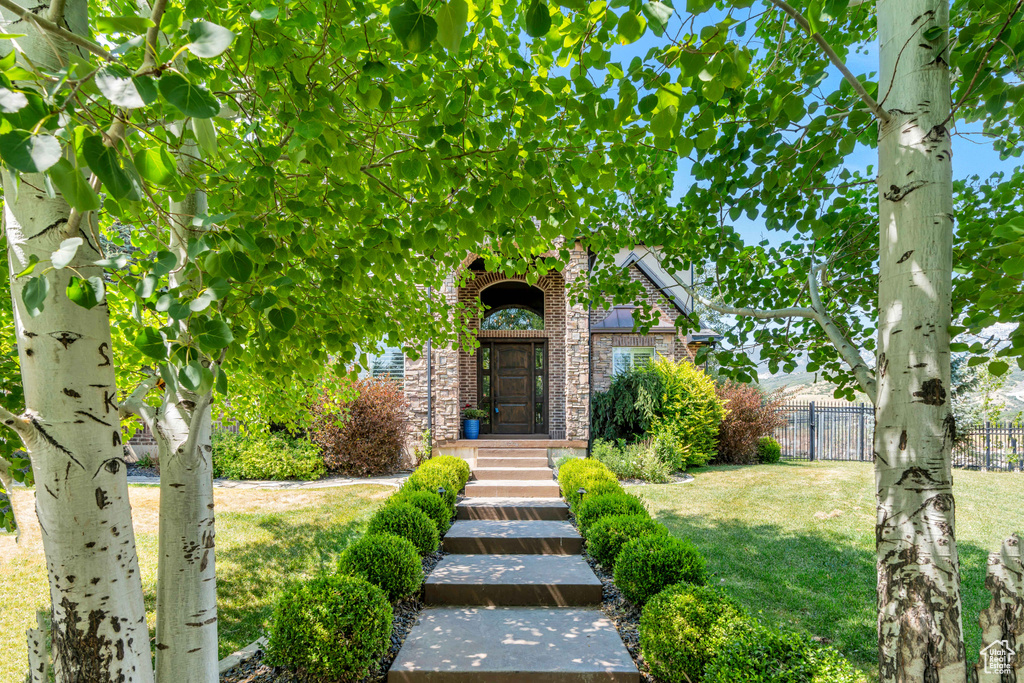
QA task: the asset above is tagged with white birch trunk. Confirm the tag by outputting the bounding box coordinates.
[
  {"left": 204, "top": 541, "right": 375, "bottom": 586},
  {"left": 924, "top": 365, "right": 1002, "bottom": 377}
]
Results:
[
  {"left": 152, "top": 157, "right": 218, "bottom": 683},
  {"left": 0, "top": 1, "right": 155, "bottom": 680},
  {"left": 875, "top": 0, "right": 965, "bottom": 680}
]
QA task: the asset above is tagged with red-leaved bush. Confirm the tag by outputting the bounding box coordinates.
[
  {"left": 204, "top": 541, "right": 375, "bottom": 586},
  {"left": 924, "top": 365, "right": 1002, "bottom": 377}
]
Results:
[
  {"left": 310, "top": 378, "right": 409, "bottom": 475},
  {"left": 714, "top": 381, "right": 785, "bottom": 464}
]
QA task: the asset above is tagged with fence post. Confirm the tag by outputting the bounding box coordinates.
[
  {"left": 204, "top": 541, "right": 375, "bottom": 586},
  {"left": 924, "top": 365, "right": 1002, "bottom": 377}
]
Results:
[
  {"left": 858, "top": 405, "right": 866, "bottom": 461},
  {"left": 985, "top": 421, "right": 991, "bottom": 471},
  {"left": 809, "top": 401, "right": 816, "bottom": 462}
]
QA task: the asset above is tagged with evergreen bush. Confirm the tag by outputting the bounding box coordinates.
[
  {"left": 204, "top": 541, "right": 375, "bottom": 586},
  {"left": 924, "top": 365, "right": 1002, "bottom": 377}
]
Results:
[
  {"left": 338, "top": 533, "right": 422, "bottom": 601},
  {"left": 575, "top": 492, "right": 648, "bottom": 536},
  {"left": 367, "top": 502, "right": 439, "bottom": 555},
  {"left": 212, "top": 431, "right": 325, "bottom": 481},
  {"left": 387, "top": 489, "right": 453, "bottom": 534},
  {"left": 757, "top": 436, "right": 782, "bottom": 464},
  {"left": 614, "top": 535, "right": 707, "bottom": 604},
  {"left": 586, "top": 514, "right": 668, "bottom": 569}
]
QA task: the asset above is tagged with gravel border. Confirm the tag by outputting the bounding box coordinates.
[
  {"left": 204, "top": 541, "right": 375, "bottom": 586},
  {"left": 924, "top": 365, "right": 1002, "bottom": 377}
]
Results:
[{"left": 219, "top": 550, "right": 445, "bottom": 683}]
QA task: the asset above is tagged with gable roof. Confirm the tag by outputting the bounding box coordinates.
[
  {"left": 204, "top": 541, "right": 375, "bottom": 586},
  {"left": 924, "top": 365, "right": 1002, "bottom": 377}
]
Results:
[
  {"left": 620, "top": 251, "right": 691, "bottom": 316},
  {"left": 590, "top": 305, "right": 677, "bottom": 333}
]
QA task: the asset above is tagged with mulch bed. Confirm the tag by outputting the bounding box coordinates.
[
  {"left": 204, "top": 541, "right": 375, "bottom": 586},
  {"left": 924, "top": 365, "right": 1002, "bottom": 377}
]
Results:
[
  {"left": 125, "top": 462, "right": 159, "bottom": 477},
  {"left": 220, "top": 550, "right": 445, "bottom": 683}
]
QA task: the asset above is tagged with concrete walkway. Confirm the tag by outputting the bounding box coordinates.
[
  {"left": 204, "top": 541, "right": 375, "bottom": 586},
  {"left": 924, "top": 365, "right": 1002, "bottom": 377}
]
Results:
[
  {"left": 390, "top": 450, "right": 639, "bottom": 682},
  {"left": 125, "top": 473, "right": 407, "bottom": 489}
]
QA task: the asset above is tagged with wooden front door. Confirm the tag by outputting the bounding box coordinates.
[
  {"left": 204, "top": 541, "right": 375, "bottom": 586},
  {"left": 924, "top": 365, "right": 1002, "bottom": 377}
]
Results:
[{"left": 479, "top": 341, "right": 546, "bottom": 435}]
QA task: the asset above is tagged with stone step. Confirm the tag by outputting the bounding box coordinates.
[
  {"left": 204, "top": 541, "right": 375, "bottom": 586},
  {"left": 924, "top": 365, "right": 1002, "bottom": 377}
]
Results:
[
  {"left": 477, "top": 456, "right": 549, "bottom": 468},
  {"left": 472, "top": 467, "right": 554, "bottom": 482},
  {"left": 457, "top": 498, "right": 569, "bottom": 521},
  {"left": 463, "top": 480, "right": 561, "bottom": 499},
  {"left": 443, "top": 520, "right": 582, "bottom": 555},
  {"left": 388, "top": 607, "right": 640, "bottom": 682},
  {"left": 425, "top": 554, "right": 602, "bottom": 606},
  {"left": 485, "top": 448, "right": 549, "bottom": 458}
]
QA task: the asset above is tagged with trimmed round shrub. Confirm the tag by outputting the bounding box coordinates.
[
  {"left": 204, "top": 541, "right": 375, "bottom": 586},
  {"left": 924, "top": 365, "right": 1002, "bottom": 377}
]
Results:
[
  {"left": 614, "top": 535, "right": 707, "bottom": 604},
  {"left": 388, "top": 489, "right": 453, "bottom": 533},
  {"left": 639, "top": 583, "right": 749, "bottom": 683},
  {"left": 568, "top": 473, "right": 623, "bottom": 511},
  {"left": 421, "top": 455, "right": 471, "bottom": 488},
  {"left": 757, "top": 436, "right": 782, "bottom": 464},
  {"left": 575, "top": 492, "right": 648, "bottom": 536},
  {"left": 703, "top": 624, "right": 867, "bottom": 683},
  {"left": 404, "top": 469, "right": 459, "bottom": 510},
  {"left": 338, "top": 533, "right": 422, "bottom": 601},
  {"left": 367, "top": 502, "right": 439, "bottom": 555},
  {"left": 586, "top": 514, "right": 667, "bottom": 569},
  {"left": 557, "top": 458, "right": 607, "bottom": 499},
  {"left": 266, "top": 573, "right": 392, "bottom": 682}
]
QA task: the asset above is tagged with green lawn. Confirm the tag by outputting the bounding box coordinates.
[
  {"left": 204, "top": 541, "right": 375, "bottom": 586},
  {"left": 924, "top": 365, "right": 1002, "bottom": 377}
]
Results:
[
  {"left": 628, "top": 461, "right": 1024, "bottom": 681},
  {"left": 0, "top": 484, "right": 391, "bottom": 683}
]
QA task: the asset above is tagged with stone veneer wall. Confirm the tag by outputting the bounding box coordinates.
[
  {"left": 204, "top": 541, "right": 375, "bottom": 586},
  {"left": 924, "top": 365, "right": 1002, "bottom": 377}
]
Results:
[
  {"left": 590, "top": 333, "right": 705, "bottom": 395},
  {"left": 455, "top": 270, "right": 568, "bottom": 439},
  {"left": 589, "top": 262, "right": 684, "bottom": 327},
  {"left": 563, "top": 246, "right": 590, "bottom": 441}
]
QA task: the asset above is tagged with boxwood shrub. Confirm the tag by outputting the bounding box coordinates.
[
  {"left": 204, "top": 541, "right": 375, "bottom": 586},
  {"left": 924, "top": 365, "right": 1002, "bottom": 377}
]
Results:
[
  {"left": 387, "top": 489, "right": 453, "bottom": 534},
  {"left": 639, "top": 583, "right": 750, "bottom": 683},
  {"left": 586, "top": 514, "right": 668, "bottom": 569},
  {"left": 568, "top": 473, "right": 623, "bottom": 511},
  {"left": 266, "top": 573, "right": 392, "bottom": 682},
  {"left": 703, "top": 624, "right": 867, "bottom": 683},
  {"left": 403, "top": 469, "right": 459, "bottom": 510},
  {"left": 575, "top": 492, "right": 648, "bottom": 536},
  {"left": 338, "top": 533, "right": 422, "bottom": 601},
  {"left": 614, "top": 535, "right": 707, "bottom": 604},
  {"left": 757, "top": 436, "right": 782, "bottom": 464},
  {"left": 420, "top": 455, "right": 471, "bottom": 489},
  {"left": 367, "top": 502, "right": 439, "bottom": 555}
]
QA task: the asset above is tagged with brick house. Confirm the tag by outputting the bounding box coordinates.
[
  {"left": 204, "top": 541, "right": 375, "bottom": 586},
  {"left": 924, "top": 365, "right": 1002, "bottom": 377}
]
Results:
[{"left": 376, "top": 244, "right": 720, "bottom": 463}]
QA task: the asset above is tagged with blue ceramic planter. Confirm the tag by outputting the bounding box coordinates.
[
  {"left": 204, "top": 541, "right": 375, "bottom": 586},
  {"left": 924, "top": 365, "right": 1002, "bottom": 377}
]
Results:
[{"left": 463, "top": 419, "right": 480, "bottom": 439}]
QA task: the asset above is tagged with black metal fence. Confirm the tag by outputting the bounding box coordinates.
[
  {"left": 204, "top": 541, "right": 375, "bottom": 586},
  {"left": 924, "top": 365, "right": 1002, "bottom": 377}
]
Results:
[{"left": 772, "top": 402, "right": 1023, "bottom": 471}]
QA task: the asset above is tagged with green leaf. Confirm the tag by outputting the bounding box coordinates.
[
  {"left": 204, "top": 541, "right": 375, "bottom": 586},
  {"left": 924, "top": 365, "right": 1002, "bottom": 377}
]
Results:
[
  {"left": 51, "top": 237, "right": 83, "bottom": 269},
  {"left": 389, "top": 1, "right": 438, "bottom": 53},
  {"left": 134, "top": 147, "right": 177, "bottom": 185},
  {"left": 82, "top": 135, "right": 139, "bottom": 200},
  {"left": 187, "top": 21, "right": 235, "bottom": 58},
  {"left": 215, "top": 366, "right": 228, "bottom": 395},
  {"left": 399, "top": 157, "right": 422, "bottom": 180},
  {"left": 923, "top": 25, "right": 943, "bottom": 41},
  {"left": 247, "top": 292, "right": 278, "bottom": 310},
  {"left": 152, "top": 250, "right": 178, "bottom": 276},
  {"left": 0, "top": 131, "right": 61, "bottom": 173},
  {"left": 158, "top": 73, "right": 220, "bottom": 119},
  {"left": 0, "top": 87, "right": 27, "bottom": 113},
  {"left": 178, "top": 362, "right": 208, "bottom": 392},
  {"left": 95, "top": 64, "right": 156, "bottom": 108},
  {"left": 268, "top": 306, "right": 297, "bottom": 332},
  {"left": 22, "top": 276, "right": 49, "bottom": 317},
  {"left": 15, "top": 254, "right": 38, "bottom": 278},
  {"left": 66, "top": 276, "right": 105, "bottom": 309},
  {"left": 524, "top": 1, "right": 551, "bottom": 37},
  {"left": 617, "top": 11, "right": 645, "bottom": 44},
  {"left": 134, "top": 328, "right": 167, "bottom": 360},
  {"left": 95, "top": 15, "right": 155, "bottom": 33},
  {"left": 49, "top": 158, "right": 100, "bottom": 211},
  {"left": 436, "top": 0, "right": 469, "bottom": 53},
  {"left": 219, "top": 251, "right": 253, "bottom": 282},
  {"left": 191, "top": 117, "right": 218, "bottom": 157},
  {"left": 250, "top": 6, "right": 278, "bottom": 20},
  {"left": 651, "top": 104, "right": 677, "bottom": 137},
  {"left": 197, "top": 318, "right": 234, "bottom": 350},
  {"left": 641, "top": 1, "right": 672, "bottom": 36},
  {"left": 989, "top": 361, "right": 1009, "bottom": 377}
]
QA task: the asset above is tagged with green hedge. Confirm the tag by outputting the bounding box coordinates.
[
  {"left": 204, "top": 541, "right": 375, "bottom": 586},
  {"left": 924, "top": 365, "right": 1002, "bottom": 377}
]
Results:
[
  {"left": 367, "top": 502, "right": 439, "bottom": 555},
  {"left": 387, "top": 489, "right": 453, "bottom": 534},
  {"left": 404, "top": 468, "right": 459, "bottom": 510},
  {"left": 420, "top": 455, "right": 471, "bottom": 488},
  {"left": 575, "top": 492, "right": 648, "bottom": 537},
  {"left": 586, "top": 514, "right": 667, "bottom": 569},
  {"left": 338, "top": 533, "right": 422, "bottom": 601},
  {"left": 614, "top": 535, "right": 707, "bottom": 604},
  {"left": 558, "top": 459, "right": 623, "bottom": 510},
  {"left": 640, "top": 583, "right": 750, "bottom": 683},
  {"left": 212, "top": 431, "right": 326, "bottom": 481},
  {"left": 266, "top": 574, "right": 392, "bottom": 682}
]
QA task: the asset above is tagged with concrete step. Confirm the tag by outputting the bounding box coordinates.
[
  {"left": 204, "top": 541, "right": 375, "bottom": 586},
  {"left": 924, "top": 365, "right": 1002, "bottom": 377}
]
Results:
[
  {"left": 457, "top": 498, "right": 569, "bottom": 521},
  {"left": 425, "top": 554, "right": 602, "bottom": 606},
  {"left": 472, "top": 467, "right": 554, "bottom": 482},
  {"left": 477, "top": 456, "right": 549, "bottom": 468},
  {"left": 443, "top": 520, "right": 582, "bottom": 555},
  {"left": 486, "top": 448, "right": 549, "bottom": 458},
  {"left": 388, "top": 607, "right": 640, "bottom": 682},
  {"left": 463, "top": 480, "right": 561, "bottom": 498}
]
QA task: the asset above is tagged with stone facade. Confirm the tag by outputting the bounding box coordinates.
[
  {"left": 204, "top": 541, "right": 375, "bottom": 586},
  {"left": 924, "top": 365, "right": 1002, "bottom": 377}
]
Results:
[
  {"left": 590, "top": 333, "right": 703, "bottom": 394},
  {"left": 563, "top": 245, "right": 591, "bottom": 441}
]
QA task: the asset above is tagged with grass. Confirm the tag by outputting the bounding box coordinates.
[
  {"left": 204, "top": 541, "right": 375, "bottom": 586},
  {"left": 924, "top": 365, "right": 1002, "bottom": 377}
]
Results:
[
  {"left": 0, "top": 483, "right": 392, "bottom": 683},
  {"left": 628, "top": 461, "right": 1024, "bottom": 681}
]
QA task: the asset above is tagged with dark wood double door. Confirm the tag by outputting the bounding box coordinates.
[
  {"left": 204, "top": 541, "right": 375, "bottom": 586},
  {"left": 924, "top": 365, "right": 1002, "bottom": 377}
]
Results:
[{"left": 478, "top": 341, "right": 547, "bottom": 435}]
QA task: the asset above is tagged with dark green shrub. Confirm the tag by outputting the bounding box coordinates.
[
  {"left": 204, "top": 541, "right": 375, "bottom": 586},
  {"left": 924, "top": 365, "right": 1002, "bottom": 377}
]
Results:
[
  {"left": 591, "top": 365, "right": 664, "bottom": 442},
  {"left": 421, "top": 455, "right": 471, "bottom": 488},
  {"left": 266, "top": 573, "right": 392, "bottom": 681},
  {"left": 338, "top": 533, "right": 422, "bottom": 601},
  {"left": 586, "top": 514, "right": 667, "bottom": 569},
  {"left": 212, "top": 431, "right": 326, "bottom": 481},
  {"left": 575, "top": 492, "right": 648, "bottom": 536},
  {"left": 404, "top": 469, "right": 459, "bottom": 510},
  {"left": 703, "top": 624, "right": 867, "bottom": 683},
  {"left": 388, "top": 489, "right": 452, "bottom": 533},
  {"left": 640, "top": 583, "right": 749, "bottom": 683},
  {"left": 367, "top": 502, "right": 439, "bottom": 555},
  {"left": 757, "top": 436, "right": 782, "bottom": 464},
  {"left": 614, "top": 535, "right": 707, "bottom": 604}
]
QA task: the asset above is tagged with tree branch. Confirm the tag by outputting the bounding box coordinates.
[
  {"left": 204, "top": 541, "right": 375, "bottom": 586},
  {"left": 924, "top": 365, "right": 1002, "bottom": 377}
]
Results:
[
  {"left": 0, "top": 454, "right": 23, "bottom": 543},
  {"left": 765, "top": 0, "right": 891, "bottom": 125},
  {"left": 139, "top": 0, "right": 168, "bottom": 73},
  {"left": 0, "top": 404, "right": 36, "bottom": 442},
  {"left": 0, "top": 0, "right": 114, "bottom": 62},
  {"left": 119, "top": 374, "right": 160, "bottom": 430}
]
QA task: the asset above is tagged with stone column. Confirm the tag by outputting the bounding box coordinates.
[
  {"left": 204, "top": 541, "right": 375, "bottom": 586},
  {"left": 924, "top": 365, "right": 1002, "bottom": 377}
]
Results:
[
  {"left": 434, "top": 273, "right": 462, "bottom": 442},
  {"left": 563, "top": 243, "right": 590, "bottom": 441}
]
